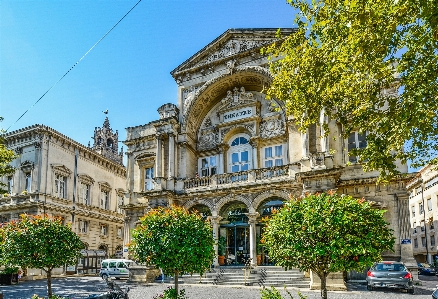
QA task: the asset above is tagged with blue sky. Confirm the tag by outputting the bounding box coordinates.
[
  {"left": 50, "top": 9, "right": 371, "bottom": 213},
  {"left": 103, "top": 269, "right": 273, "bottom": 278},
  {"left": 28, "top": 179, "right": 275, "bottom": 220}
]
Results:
[{"left": 1, "top": 0, "right": 298, "bottom": 148}]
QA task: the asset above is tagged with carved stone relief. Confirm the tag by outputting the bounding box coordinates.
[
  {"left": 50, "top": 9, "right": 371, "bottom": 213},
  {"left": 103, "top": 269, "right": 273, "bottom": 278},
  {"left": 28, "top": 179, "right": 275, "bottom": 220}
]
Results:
[
  {"left": 218, "top": 87, "right": 256, "bottom": 111},
  {"left": 260, "top": 118, "right": 285, "bottom": 139},
  {"left": 198, "top": 127, "right": 219, "bottom": 151}
]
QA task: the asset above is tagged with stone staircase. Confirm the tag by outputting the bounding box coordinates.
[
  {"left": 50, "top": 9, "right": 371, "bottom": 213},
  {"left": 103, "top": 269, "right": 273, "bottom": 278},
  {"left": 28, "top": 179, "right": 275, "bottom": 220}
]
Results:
[{"left": 180, "top": 266, "right": 310, "bottom": 288}]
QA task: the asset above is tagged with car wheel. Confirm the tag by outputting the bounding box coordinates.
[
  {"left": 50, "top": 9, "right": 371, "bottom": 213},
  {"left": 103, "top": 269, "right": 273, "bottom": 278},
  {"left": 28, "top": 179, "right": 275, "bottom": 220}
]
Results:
[
  {"left": 101, "top": 273, "right": 108, "bottom": 280},
  {"left": 408, "top": 288, "right": 414, "bottom": 294},
  {"left": 367, "top": 284, "right": 373, "bottom": 291}
]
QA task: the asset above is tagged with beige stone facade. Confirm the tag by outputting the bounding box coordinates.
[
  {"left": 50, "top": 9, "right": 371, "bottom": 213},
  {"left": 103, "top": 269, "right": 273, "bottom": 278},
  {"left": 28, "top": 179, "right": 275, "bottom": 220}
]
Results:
[
  {"left": 407, "top": 164, "right": 438, "bottom": 264},
  {"left": 0, "top": 119, "right": 126, "bottom": 258},
  {"left": 122, "top": 28, "right": 414, "bottom": 267}
]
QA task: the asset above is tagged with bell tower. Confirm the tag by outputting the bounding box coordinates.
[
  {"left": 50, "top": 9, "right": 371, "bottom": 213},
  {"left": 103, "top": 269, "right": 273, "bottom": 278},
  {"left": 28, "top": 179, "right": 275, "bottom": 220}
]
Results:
[{"left": 90, "top": 117, "right": 124, "bottom": 165}]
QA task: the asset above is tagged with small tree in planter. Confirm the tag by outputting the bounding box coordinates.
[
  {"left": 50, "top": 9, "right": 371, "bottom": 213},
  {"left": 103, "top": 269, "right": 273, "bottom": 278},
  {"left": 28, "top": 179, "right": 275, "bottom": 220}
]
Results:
[
  {"left": 130, "top": 205, "right": 215, "bottom": 295},
  {"left": 262, "top": 191, "right": 395, "bottom": 299},
  {"left": 217, "top": 236, "right": 226, "bottom": 265},
  {"left": 0, "top": 214, "right": 84, "bottom": 297}
]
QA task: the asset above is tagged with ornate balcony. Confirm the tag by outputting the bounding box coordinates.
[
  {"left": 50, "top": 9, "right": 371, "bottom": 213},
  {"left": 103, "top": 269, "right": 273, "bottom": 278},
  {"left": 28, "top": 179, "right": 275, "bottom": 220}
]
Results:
[{"left": 183, "top": 164, "right": 298, "bottom": 191}]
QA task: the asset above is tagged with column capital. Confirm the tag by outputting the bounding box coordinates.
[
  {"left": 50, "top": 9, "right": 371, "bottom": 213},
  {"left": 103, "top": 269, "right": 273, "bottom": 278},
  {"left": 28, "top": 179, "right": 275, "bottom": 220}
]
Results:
[
  {"left": 208, "top": 215, "right": 223, "bottom": 225},
  {"left": 245, "top": 212, "right": 259, "bottom": 223}
]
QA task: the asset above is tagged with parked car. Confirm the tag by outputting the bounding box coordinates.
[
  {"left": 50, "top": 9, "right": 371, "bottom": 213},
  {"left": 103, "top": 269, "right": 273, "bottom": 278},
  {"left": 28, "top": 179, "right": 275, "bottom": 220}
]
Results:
[
  {"left": 433, "top": 285, "right": 438, "bottom": 299},
  {"left": 99, "top": 259, "right": 134, "bottom": 280},
  {"left": 418, "top": 263, "right": 436, "bottom": 276},
  {"left": 366, "top": 261, "right": 414, "bottom": 294}
]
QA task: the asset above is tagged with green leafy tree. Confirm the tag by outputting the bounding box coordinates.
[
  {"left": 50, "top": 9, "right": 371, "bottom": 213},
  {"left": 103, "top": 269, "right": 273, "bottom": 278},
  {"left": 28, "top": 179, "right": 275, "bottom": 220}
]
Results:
[
  {"left": 0, "top": 214, "right": 84, "bottom": 297},
  {"left": 262, "top": 192, "right": 395, "bottom": 299},
  {"left": 0, "top": 117, "right": 17, "bottom": 194},
  {"left": 264, "top": 0, "right": 438, "bottom": 181},
  {"left": 130, "top": 205, "right": 215, "bottom": 294}
]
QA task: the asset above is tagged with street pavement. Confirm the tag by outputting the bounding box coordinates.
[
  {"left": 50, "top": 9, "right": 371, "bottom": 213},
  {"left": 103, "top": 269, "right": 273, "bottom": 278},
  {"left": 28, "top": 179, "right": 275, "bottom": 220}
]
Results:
[{"left": 0, "top": 275, "right": 437, "bottom": 299}]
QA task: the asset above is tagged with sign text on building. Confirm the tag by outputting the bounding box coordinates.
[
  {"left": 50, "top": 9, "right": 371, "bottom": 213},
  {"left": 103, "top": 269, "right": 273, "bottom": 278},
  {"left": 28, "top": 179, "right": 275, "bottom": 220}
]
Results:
[{"left": 222, "top": 107, "right": 253, "bottom": 123}]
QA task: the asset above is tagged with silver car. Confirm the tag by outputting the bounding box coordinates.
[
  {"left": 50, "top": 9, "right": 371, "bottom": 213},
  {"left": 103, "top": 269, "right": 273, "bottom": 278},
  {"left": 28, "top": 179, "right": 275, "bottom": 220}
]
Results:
[{"left": 366, "top": 261, "right": 414, "bottom": 294}]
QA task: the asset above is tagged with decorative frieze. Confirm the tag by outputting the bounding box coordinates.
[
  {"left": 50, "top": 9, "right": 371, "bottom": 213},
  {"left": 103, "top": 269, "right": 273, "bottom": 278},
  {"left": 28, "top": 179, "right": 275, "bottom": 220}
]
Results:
[{"left": 260, "top": 118, "right": 285, "bottom": 139}]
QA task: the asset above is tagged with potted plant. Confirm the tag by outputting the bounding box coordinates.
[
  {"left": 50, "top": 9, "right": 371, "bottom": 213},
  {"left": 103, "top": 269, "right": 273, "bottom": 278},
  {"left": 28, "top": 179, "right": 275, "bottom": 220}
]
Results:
[
  {"left": 256, "top": 235, "right": 263, "bottom": 265},
  {"left": 217, "top": 236, "right": 226, "bottom": 266}
]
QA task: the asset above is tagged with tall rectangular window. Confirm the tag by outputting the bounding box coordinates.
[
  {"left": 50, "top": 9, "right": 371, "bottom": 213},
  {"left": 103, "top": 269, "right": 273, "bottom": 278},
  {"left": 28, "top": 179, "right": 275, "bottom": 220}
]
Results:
[
  {"left": 200, "top": 156, "right": 217, "bottom": 177},
  {"left": 117, "top": 227, "right": 123, "bottom": 238},
  {"left": 144, "top": 167, "right": 154, "bottom": 190},
  {"left": 100, "top": 224, "right": 108, "bottom": 236},
  {"left": 100, "top": 191, "right": 109, "bottom": 210},
  {"left": 413, "top": 222, "right": 417, "bottom": 233},
  {"left": 264, "top": 145, "right": 284, "bottom": 168},
  {"left": 411, "top": 206, "right": 415, "bottom": 217},
  {"left": 428, "top": 198, "right": 433, "bottom": 211},
  {"left": 24, "top": 173, "right": 31, "bottom": 192},
  {"left": 79, "top": 183, "right": 90, "bottom": 205},
  {"left": 55, "top": 174, "right": 66, "bottom": 198},
  {"left": 421, "top": 236, "right": 426, "bottom": 247},
  {"left": 79, "top": 220, "right": 88, "bottom": 233},
  {"left": 420, "top": 203, "right": 424, "bottom": 214},
  {"left": 414, "top": 238, "right": 418, "bottom": 248},
  {"left": 348, "top": 131, "right": 367, "bottom": 163},
  {"left": 431, "top": 236, "right": 436, "bottom": 246},
  {"left": 117, "top": 195, "right": 124, "bottom": 214}
]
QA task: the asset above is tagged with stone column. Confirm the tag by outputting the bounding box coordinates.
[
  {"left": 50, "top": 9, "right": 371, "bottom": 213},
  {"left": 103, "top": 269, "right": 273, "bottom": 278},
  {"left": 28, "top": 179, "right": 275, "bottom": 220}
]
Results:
[
  {"left": 209, "top": 216, "right": 222, "bottom": 267},
  {"left": 301, "top": 129, "right": 309, "bottom": 159},
  {"left": 155, "top": 134, "right": 162, "bottom": 177},
  {"left": 246, "top": 212, "right": 259, "bottom": 266},
  {"left": 168, "top": 133, "right": 175, "bottom": 178},
  {"left": 250, "top": 137, "right": 259, "bottom": 169},
  {"left": 123, "top": 216, "right": 131, "bottom": 259}
]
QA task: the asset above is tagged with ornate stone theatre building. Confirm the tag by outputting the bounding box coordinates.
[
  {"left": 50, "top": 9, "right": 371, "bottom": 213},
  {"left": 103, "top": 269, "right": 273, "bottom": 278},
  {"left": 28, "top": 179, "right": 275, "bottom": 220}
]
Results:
[
  {"left": 1, "top": 118, "right": 126, "bottom": 262},
  {"left": 123, "top": 28, "right": 414, "bottom": 268}
]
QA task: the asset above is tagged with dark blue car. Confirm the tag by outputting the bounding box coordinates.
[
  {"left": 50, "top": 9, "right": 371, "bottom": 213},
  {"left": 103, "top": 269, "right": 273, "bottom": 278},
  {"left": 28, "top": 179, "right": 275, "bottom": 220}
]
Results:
[{"left": 417, "top": 263, "right": 436, "bottom": 276}]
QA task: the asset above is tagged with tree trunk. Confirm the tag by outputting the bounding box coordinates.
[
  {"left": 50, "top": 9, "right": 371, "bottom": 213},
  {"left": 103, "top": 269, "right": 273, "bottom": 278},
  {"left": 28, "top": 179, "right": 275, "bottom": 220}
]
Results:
[
  {"left": 320, "top": 273, "right": 328, "bottom": 299},
  {"left": 174, "top": 271, "right": 179, "bottom": 295},
  {"left": 47, "top": 269, "right": 53, "bottom": 297}
]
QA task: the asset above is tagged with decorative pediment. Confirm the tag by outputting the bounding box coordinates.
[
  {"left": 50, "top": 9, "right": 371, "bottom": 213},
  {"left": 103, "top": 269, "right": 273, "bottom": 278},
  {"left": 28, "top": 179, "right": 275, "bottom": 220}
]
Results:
[
  {"left": 20, "top": 160, "right": 34, "bottom": 172},
  {"left": 135, "top": 152, "right": 155, "bottom": 160},
  {"left": 51, "top": 164, "right": 72, "bottom": 177},
  {"left": 98, "top": 181, "right": 111, "bottom": 192},
  {"left": 78, "top": 174, "right": 95, "bottom": 185},
  {"left": 171, "top": 28, "right": 296, "bottom": 78},
  {"left": 218, "top": 87, "right": 256, "bottom": 112}
]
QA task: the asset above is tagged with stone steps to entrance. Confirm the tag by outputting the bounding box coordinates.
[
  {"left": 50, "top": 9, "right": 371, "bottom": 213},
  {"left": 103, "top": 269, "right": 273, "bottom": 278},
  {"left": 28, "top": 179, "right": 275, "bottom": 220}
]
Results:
[{"left": 180, "top": 266, "right": 310, "bottom": 288}]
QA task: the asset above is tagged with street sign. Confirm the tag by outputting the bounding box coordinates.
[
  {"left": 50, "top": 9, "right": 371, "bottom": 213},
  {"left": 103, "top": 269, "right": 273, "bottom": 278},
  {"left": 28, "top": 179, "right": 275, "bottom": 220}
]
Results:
[{"left": 401, "top": 239, "right": 412, "bottom": 244}]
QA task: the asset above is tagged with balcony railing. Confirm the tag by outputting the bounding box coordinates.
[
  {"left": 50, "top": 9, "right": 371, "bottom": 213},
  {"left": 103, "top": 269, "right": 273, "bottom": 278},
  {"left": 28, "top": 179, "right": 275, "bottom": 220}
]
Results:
[{"left": 183, "top": 164, "right": 292, "bottom": 190}]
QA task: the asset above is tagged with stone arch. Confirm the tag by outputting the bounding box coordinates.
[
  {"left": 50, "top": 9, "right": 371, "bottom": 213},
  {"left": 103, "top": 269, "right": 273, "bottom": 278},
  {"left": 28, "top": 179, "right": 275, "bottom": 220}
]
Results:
[
  {"left": 214, "top": 194, "right": 253, "bottom": 215},
  {"left": 223, "top": 128, "right": 254, "bottom": 145},
  {"left": 183, "top": 198, "right": 214, "bottom": 212},
  {"left": 252, "top": 189, "right": 290, "bottom": 211},
  {"left": 182, "top": 66, "right": 274, "bottom": 139}
]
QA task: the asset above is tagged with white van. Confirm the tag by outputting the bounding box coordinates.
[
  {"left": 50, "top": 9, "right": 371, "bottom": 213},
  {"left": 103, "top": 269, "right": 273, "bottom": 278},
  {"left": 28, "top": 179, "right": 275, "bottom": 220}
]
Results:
[{"left": 99, "top": 259, "right": 134, "bottom": 279}]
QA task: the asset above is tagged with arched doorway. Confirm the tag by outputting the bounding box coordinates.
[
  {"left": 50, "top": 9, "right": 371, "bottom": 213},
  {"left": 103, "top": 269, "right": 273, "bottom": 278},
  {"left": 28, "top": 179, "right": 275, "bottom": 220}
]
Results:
[
  {"left": 256, "top": 198, "right": 285, "bottom": 265},
  {"left": 219, "top": 201, "right": 249, "bottom": 265}
]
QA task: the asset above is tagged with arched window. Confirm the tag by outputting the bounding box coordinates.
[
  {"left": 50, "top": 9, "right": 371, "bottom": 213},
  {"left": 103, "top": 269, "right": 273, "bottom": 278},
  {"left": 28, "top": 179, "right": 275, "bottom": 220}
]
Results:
[
  {"left": 107, "top": 138, "right": 114, "bottom": 149},
  {"left": 228, "top": 135, "right": 252, "bottom": 173}
]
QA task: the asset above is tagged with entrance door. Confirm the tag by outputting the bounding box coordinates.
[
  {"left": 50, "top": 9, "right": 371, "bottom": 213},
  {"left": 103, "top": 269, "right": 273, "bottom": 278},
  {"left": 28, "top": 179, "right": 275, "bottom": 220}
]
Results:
[{"left": 222, "top": 224, "right": 250, "bottom": 265}]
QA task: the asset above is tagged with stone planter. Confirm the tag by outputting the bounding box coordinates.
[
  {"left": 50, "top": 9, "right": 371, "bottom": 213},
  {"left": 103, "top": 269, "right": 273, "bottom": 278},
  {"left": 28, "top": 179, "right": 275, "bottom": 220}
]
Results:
[{"left": 128, "top": 265, "right": 160, "bottom": 283}]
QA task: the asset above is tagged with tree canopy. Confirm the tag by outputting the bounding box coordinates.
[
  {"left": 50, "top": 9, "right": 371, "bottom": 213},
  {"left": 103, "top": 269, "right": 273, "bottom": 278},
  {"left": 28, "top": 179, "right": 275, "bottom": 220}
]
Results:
[
  {"left": 262, "top": 192, "right": 395, "bottom": 299},
  {"left": 130, "top": 205, "right": 215, "bottom": 294},
  {"left": 264, "top": 0, "right": 438, "bottom": 181},
  {"left": 0, "top": 214, "right": 84, "bottom": 297}
]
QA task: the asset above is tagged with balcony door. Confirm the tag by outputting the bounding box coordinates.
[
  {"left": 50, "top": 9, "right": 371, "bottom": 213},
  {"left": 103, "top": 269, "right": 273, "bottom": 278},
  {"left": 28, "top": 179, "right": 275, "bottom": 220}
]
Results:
[{"left": 228, "top": 135, "right": 252, "bottom": 173}]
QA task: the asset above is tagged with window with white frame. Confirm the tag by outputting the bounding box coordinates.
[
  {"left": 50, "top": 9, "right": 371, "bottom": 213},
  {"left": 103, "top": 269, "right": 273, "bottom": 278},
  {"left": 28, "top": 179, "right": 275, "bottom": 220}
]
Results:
[
  {"left": 55, "top": 174, "right": 67, "bottom": 198},
  {"left": 117, "top": 194, "right": 124, "bottom": 214},
  {"left": 7, "top": 176, "right": 13, "bottom": 194},
  {"left": 412, "top": 206, "right": 415, "bottom": 217},
  {"left": 79, "top": 182, "right": 90, "bottom": 205},
  {"left": 347, "top": 131, "right": 367, "bottom": 163},
  {"left": 100, "top": 190, "right": 109, "bottom": 210},
  {"left": 229, "top": 135, "right": 251, "bottom": 173},
  {"left": 79, "top": 220, "right": 88, "bottom": 233},
  {"left": 420, "top": 202, "right": 424, "bottom": 214},
  {"left": 100, "top": 223, "right": 108, "bottom": 236},
  {"left": 428, "top": 198, "right": 433, "bottom": 211},
  {"left": 200, "top": 156, "right": 217, "bottom": 177},
  {"left": 413, "top": 222, "right": 417, "bottom": 233},
  {"left": 421, "top": 236, "right": 426, "bottom": 247},
  {"left": 144, "top": 167, "right": 154, "bottom": 191},
  {"left": 264, "top": 145, "right": 284, "bottom": 168}
]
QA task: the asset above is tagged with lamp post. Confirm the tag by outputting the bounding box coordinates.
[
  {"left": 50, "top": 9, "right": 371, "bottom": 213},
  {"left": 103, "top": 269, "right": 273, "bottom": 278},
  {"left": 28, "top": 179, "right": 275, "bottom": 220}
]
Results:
[{"left": 421, "top": 180, "right": 429, "bottom": 263}]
